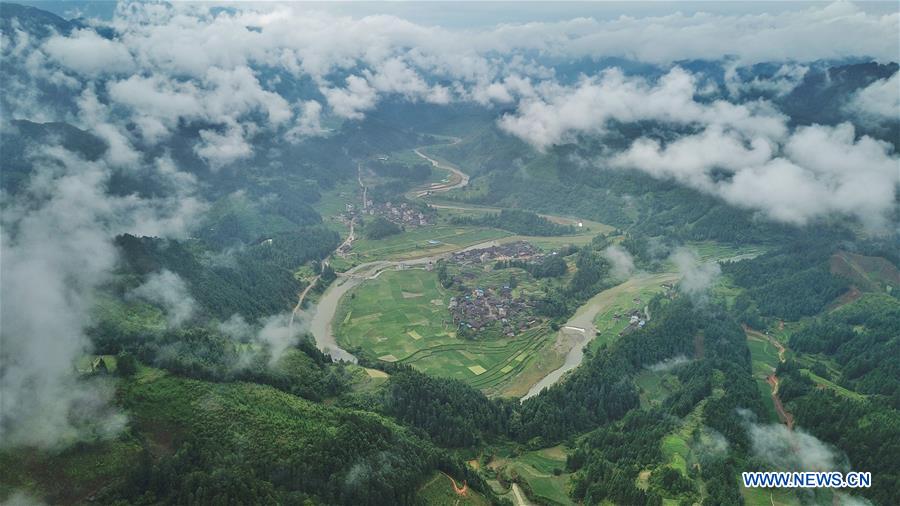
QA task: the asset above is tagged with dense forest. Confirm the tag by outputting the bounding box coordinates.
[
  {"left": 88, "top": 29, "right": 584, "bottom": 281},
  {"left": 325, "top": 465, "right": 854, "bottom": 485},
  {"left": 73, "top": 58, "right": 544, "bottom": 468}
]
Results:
[{"left": 451, "top": 209, "right": 577, "bottom": 236}]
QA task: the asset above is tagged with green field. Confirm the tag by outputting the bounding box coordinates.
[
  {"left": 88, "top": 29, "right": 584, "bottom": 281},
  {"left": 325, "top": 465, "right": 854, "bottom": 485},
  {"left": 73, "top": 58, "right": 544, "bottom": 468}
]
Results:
[
  {"left": 312, "top": 180, "right": 358, "bottom": 237},
  {"left": 589, "top": 272, "right": 680, "bottom": 353},
  {"left": 491, "top": 446, "right": 573, "bottom": 506},
  {"left": 339, "top": 224, "right": 512, "bottom": 268},
  {"left": 430, "top": 202, "right": 616, "bottom": 249},
  {"left": 686, "top": 241, "right": 768, "bottom": 263},
  {"left": 741, "top": 485, "right": 801, "bottom": 506},
  {"left": 747, "top": 336, "right": 781, "bottom": 377},
  {"left": 335, "top": 268, "right": 559, "bottom": 394},
  {"left": 634, "top": 369, "right": 682, "bottom": 408}
]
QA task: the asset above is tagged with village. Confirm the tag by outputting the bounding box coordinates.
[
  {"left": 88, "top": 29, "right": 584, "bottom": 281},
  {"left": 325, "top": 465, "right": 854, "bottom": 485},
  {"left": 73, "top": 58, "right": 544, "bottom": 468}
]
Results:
[
  {"left": 449, "top": 240, "right": 544, "bottom": 265},
  {"left": 441, "top": 241, "right": 550, "bottom": 338},
  {"left": 449, "top": 285, "right": 537, "bottom": 337},
  {"left": 338, "top": 199, "right": 434, "bottom": 230}
]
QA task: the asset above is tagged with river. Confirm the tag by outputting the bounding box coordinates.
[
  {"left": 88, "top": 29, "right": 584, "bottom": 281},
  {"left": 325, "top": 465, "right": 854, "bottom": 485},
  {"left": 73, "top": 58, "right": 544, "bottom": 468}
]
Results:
[
  {"left": 306, "top": 141, "right": 670, "bottom": 398},
  {"left": 308, "top": 240, "right": 505, "bottom": 363},
  {"left": 521, "top": 272, "right": 680, "bottom": 400}
]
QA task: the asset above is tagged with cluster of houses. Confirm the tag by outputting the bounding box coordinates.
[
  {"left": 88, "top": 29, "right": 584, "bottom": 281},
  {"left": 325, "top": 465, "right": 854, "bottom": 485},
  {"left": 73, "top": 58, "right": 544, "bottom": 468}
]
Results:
[
  {"left": 613, "top": 298, "right": 648, "bottom": 337},
  {"left": 343, "top": 200, "right": 433, "bottom": 228},
  {"left": 450, "top": 241, "right": 543, "bottom": 265},
  {"left": 449, "top": 286, "right": 537, "bottom": 337}
]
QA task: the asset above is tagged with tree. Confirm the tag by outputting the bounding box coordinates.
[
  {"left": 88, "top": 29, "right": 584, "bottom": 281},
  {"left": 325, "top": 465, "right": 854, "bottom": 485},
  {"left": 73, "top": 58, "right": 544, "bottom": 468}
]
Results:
[{"left": 117, "top": 351, "right": 138, "bottom": 377}]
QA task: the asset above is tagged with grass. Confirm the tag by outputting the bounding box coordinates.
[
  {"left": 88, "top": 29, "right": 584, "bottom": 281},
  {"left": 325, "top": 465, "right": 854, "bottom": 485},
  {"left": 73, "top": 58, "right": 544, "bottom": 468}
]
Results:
[
  {"left": 802, "top": 369, "right": 866, "bottom": 400},
  {"left": 740, "top": 483, "right": 801, "bottom": 506},
  {"left": 747, "top": 336, "right": 781, "bottom": 377},
  {"left": 427, "top": 201, "right": 615, "bottom": 250},
  {"left": 342, "top": 224, "right": 511, "bottom": 267},
  {"left": 588, "top": 272, "right": 680, "bottom": 353},
  {"left": 686, "top": 241, "right": 768, "bottom": 263},
  {"left": 312, "top": 179, "right": 358, "bottom": 237},
  {"left": 653, "top": 375, "right": 727, "bottom": 501},
  {"left": 336, "top": 268, "right": 560, "bottom": 395},
  {"left": 493, "top": 446, "right": 573, "bottom": 506},
  {"left": 634, "top": 369, "right": 681, "bottom": 408}
]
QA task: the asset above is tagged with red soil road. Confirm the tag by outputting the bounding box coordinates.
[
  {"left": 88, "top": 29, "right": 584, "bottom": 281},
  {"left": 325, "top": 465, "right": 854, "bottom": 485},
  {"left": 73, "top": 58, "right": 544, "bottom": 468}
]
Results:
[
  {"left": 745, "top": 326, "right": 793, "bottom": 430},
  {"left": 441, "top": 472, "right": 468, "bottom": 496},
  {"left": 766, "top": 374, "right": 795, "bottom": 431}
]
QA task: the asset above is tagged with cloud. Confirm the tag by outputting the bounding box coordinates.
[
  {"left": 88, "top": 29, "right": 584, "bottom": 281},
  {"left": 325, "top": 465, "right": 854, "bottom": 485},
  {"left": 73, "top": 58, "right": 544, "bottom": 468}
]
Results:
[
  {"left": 601, "top": 245, "right": 635, "bottom": 280},
  {"left": 195, "top": 124, "right": 253, "bottom": 169},
  {"left": 130, "top": 270, "right": 197, "bottom": 327},
  {"left": 321, "top": 75, "right": 379, "bottom": 120},
  {"left": 218, "top": 313, "right": 255, "bottom": 342},
  {"left": 670, "top": 247, "right": 721, "bottom": 297},
  {"left": 256, "top": 313, "right": 303, "bottom": 365},
  {"left": 725, "top": 63, "right": 809, "bottom": 98},
  {"left": 1, "top": 151, "right": 124, "bottom": 448},
  {"left": 498, "top": 68, "right": 788, "bottom": 150},
  {"left": 611, "top": 123, "right": 898, "bottom": 231},
  {"left": 286, "top": 100, "right": 326, "bottom": 141},
  {"left": 745, "top": 418, "right": 845, "bottom": 472},
  {"left": 2, "top": 490, "right": 47, "bottom": 506},
  {"left": 694, "top": 427, "right": 730, "bottom": 460},
  {"left": 43, "top": 29, "right": 134, "bottom": 76},
  {"left": 0, "top": 141, "right": 204, "bottom": 449},
  {"left": 846, "top": 72, "right": 900, "bottom": 125},
  {"left": 646, "top": 354, "right": 690, "bottom": 373}
]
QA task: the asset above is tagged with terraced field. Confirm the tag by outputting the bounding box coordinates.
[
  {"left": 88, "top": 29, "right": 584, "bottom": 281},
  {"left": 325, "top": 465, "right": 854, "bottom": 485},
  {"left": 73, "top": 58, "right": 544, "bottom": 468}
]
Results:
[{"left": 335, "top": 268, "right": 560, "bottom": 394}]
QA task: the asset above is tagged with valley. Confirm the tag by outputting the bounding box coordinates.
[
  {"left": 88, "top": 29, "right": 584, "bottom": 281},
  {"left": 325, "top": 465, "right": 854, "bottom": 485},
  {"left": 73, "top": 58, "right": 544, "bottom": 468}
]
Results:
[{"left": 2, "top": 4, "right": 898, "bottom": 505}]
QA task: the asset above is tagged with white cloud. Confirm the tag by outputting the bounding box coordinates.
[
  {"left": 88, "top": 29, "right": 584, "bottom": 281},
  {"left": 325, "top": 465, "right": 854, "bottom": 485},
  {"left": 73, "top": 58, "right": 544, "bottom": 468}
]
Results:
[
  {"left": 195, "top": 124, "right": 253, "bottom": 169},
  {"left": 321, "top": 75, "right": 379, "bottom": 120},
  {"left": 498, "top": 68, "right": 788, "bottom": 150},
  {"left": 43, "top": 29, "right": 134, "bottom": 76},
  {"left": 286, "top": 100, "right": 326, "bottom": 141},
  {"left": 611, "top": 123, "right": 898, "bottom": 230},
  {"left": 846, "top": 72, "right": 900, "bottom": 124},
  {"left": 670, "top": 247, "right": 721, "bottom": 297},
  {"left": 747, "top": 420, "right": 845, "bottom": 472},
  {"left": 0, "top": 143, "right": 205, "bottom": 449},
  {"left": 725, "top": 63, "right": 809, "bottom": 98},
  {"left": 130, "top": 270, "right": 197, "bottom": 327},
  {"left": 601, "top": 245, "right": 635, "bottom": 280},
  {"left": 256, "top": 313, "right": 302, "bottom": 365}
]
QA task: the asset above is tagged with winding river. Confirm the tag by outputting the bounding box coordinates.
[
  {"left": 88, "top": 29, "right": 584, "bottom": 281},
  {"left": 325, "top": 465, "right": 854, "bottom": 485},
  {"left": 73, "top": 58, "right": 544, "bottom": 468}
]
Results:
[
  {"left": 304, "top": 141, "right": 664, "bottom": 399},
  {"left": 521, "top": 272, "right": 680, "bottom": 400},
  {"left": 308, "top": 240, "right": 504, "bottom": 363}
]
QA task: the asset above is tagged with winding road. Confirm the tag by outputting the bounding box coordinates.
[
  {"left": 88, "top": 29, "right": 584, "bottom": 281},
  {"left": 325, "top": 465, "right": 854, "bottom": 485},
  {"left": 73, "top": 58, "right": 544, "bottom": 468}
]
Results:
[
  {"left": 412, "top": 138, "right": 468, "bottom": 196},
  {"left": 304, "top": 139, "right": 476, "bottom": 362}
]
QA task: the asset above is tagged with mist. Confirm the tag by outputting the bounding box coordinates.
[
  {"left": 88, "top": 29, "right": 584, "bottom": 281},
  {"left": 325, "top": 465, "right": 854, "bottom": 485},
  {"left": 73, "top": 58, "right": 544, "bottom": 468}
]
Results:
[
  {"left": 129, "top": 270, "right": 197, "bottom": 327},
  {"left": 670, "top": 248, "right": 721, "bottom": 298},
  {"left": 601, "top": 245, "right": 635, "bottom": 280}
]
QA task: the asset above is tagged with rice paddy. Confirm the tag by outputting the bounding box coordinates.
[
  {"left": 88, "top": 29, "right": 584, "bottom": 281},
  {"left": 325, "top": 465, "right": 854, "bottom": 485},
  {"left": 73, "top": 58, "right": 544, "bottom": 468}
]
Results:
[{"left": 335, "top": 268, "right": 560, "bottom": 395}]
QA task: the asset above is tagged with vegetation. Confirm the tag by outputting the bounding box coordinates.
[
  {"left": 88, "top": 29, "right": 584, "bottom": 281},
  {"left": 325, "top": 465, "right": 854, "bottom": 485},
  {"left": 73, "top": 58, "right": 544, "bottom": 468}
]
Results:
[
  {"left": 3, "top": 11, "right": 898, "bottom": 504},
  {"left": 363, "top": 216, "right": 403, "bottom": 239},
  {"left": 452, "top": 209, "right": 577, "bottom": 236}
]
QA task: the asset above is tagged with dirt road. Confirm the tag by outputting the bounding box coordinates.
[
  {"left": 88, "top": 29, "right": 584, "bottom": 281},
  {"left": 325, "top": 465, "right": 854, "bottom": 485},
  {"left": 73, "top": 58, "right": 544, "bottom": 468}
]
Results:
[
  {"left": 412, "top": 140, "right": 469, "bottom": 195},
  {"left": 510, "top": 483, "right": 531, "bottom": 506}
]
